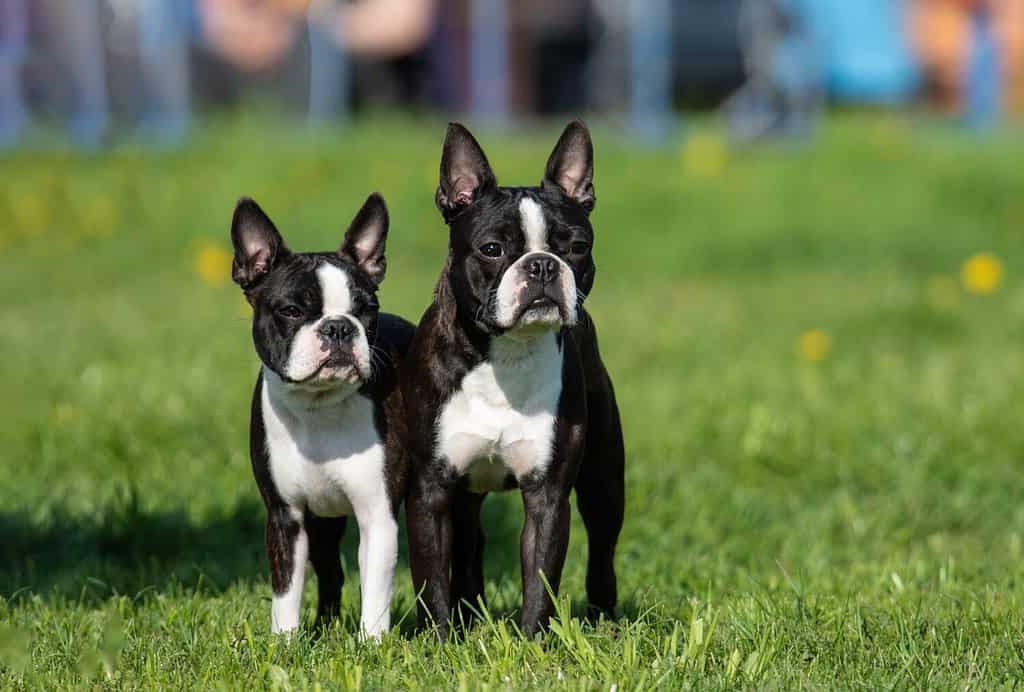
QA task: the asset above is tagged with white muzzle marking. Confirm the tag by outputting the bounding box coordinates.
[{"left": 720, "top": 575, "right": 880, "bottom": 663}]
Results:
[
  {"left": 492, "top": 198, "right": 578, "bottom": 330},
  {"left": 283, "top": 263, "right": 372, "bottom": 384}
]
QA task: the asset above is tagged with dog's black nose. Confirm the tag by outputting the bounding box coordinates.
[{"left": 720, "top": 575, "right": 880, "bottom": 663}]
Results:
[
  {"left": 319, "top": 318, "right": 355, "bottom": 343},
  {"left": 525, "top": 254, "right": 559, "bottom": 284}
]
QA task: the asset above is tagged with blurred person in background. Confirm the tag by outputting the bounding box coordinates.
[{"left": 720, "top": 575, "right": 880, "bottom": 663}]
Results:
[
  {"left": 3, "top": 0, "right": 439, "bottom": 149},
  {"left": 0, "top": 0, "right": 28, "bottom": 148},
  {"left": 727, "top": 0, "right": 823, "bottom": 142},
  {"left": 138, "top": 0, "right": 310, "bottom": 143},
  {"left": 513, "top": 0, "right": 596, "bottom": 114},
  {"left": 911, "top": 0, "right": 1024, "bottom": 116},
  {"left": 307, "top": 0, "right": 437, "bottom": 119},
  {"left": 2, "top": 0, "right": 110, "bottom": 149},
  {"left": 139, "top": 0, "right": 440, "bottom": 135},
  {"left": 199, "top": 0, "right": 308, "bottom": 72}
]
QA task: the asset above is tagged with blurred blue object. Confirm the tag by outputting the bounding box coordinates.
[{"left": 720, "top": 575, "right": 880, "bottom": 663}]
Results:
[
  {"left": 308, "top": 5, "right": 351, "bottom": 126},
  {"left": 727, "top": 0, "right": 822, "bottom": 142},
  {"left": 0, "top": 0, "right": 28, "bottom": 149},
  {"left": 470, "top": 0, "right": 509, "bottom": 124},
  {"left": 137, "top": 0, "right": 194, "bottom": 146},
  {"left": 814, "top": 0, "right": 919, "bottom": 105},
  {"left": 630, "top": 0, "right": 675, "bottom": 142},
  {"left": 965, "top": 8, "right": 1003, "bottom": 130},
  {"left": 2, "top": 0, "right": 112, "bottom": 150},
  {"left": 57, "top": 0, "right": 110, "bottom": 149}
]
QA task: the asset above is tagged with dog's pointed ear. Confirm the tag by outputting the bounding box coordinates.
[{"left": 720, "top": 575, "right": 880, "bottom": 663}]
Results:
[
  {"left": 436, "top": 123, "right": 497, "bottom": 222},
  {"left": 543, "top": 120, "right": 595, "bottom": 212},
  {"left": 340, "top": 193, "right": 388, "bottom": 287},
  {"left": 231, "top": 197, "right": 288, "bottom": 290}
]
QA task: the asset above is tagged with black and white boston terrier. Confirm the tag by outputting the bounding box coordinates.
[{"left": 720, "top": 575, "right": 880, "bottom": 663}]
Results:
[
  {"left": 230, "top": 193, "right": 413, "bottom": 638},
  {"left": 402, "top": 121, "right": 625, "bottom": 638}
]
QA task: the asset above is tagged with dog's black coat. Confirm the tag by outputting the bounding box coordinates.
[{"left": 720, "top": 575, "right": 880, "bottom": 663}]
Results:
[
  {"left": 402, "top": 121, "right": 625, "bottom": 638},
  {"left": 233, "top": 195, "right": 413, "bottom": 630}
]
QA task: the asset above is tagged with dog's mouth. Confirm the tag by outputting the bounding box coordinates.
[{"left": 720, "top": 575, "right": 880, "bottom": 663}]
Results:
[
  {"left": 526, "top": 296, "right": 558, "bottom": 310},
  {"left": 299, "top": 354, "right": 365, "bottom": 386},
  {"left": 487, "top": 272, "right": 579, "bottom": 332},
  {"left": 511, "top": 290, "right": 567, "bottom": 330}
]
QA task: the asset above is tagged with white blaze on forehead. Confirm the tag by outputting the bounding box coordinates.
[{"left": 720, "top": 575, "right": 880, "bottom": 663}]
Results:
[
  {"left": 317, "top": 263, "right": 353, "bottom": 317},
  {"left": 492, "top": 197, "right": 578, "bottom": 329},
  {"left": 519, "top": 197, "right": 547, "bottom": 252},
  {"left": 283, "top": 262, "right": 370, "bottom": 383}
]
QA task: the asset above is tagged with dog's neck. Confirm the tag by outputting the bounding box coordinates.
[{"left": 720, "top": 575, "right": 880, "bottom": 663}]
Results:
[
  {"left": 263, "top": 367, "right": 362, "bottom": 419},
  {"left": 490, "top": 327, "right": 562, "bottom": 364}
]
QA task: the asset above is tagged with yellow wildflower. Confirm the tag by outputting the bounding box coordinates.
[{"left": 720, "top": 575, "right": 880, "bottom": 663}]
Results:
[
  {"left": 194, "top": 240, "right": 233, "bottom": 287},
  {"left": 797, "top": 329, "right": 832, "bottom": 362},
  {"left": 961, "top": 252, "right": 1004, "bottom": 295},
  {"left": 682, "top": 133, "right": 728, "bottom": 180}
]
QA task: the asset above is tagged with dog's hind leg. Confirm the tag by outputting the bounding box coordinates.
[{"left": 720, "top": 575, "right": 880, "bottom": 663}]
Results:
[
  {"left": 574, "top": 376, "right": 625, "bottom": 620},
  {"left": 306, "top": 512, "right": 347, "bottom": 626},
  {"left": 450, "top": 488, "right": 487, "bottom": 626}
]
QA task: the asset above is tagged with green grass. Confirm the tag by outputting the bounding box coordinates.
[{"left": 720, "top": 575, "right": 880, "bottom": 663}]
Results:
[{"left": 2, "top": 114, "right": 1024, "bottom": 689}]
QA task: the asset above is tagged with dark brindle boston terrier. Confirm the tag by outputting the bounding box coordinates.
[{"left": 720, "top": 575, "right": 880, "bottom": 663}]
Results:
[
  {"left": 231, "top": 194, "right": 413, "bottom": 638},
  {"left": 403, "top": 121, "right": 625, "bottom": 637}
]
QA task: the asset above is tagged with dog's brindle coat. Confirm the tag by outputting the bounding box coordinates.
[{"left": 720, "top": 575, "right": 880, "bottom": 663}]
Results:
[{"left": 403, "top": 121, "right": 625, "bottom": 638}]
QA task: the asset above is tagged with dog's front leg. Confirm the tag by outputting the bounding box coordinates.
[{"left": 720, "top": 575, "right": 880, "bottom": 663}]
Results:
[
  {"left": 519, "top": 481, "right": 572, "bottom": 637},
  {"left": 407, "top": 469, "right": 454, "bottom": 639},
  {"left": 354, "top": 504, "right": 399, "bottom": 640},
  {"left": 267, "top": 506, "right": 308, "bottom": 635}
]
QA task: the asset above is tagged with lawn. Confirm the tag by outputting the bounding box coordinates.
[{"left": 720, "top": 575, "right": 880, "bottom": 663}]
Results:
[{"left": 1, "top": 115, "right": 1023, "bottom": 689}]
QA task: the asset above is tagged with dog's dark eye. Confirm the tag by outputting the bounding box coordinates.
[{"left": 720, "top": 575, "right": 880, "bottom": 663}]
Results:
[
  {"left": 479, "top": 242, "right": 504, "bottom": 258},
  {"left": 569, "top": 242, "right": 590, "bottom": 256},
  {"left": 278, "top": 305, "right": 303, "bottom": 319}
]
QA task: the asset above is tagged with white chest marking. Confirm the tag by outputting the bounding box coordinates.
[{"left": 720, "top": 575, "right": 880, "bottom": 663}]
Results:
[
  {"left": 262, "top": 369, "right": 397, "bottom": 640},
  {"left": 436, "top": 332, "right": 563, "bottom": 492},
  {"left": 519, "top": 197, "right": 547, "bottom": 252},
  {"left": 261, "top": 370, "right": 387, "bottom": 518}
]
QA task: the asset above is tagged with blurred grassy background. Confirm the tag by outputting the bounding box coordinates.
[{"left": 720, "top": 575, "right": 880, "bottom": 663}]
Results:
[{"left": 1, "top": 115, "right": 1024, "bottom": 688}]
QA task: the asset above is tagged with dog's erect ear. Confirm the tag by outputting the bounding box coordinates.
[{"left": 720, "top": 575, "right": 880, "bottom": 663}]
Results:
[
  {"left": 231, "top": 197, "right": 288, "bottom": 290},
  {"left": 340, "top": 193, "right": 388, "bottom": 287},
  {"left": 436, "top": 123, "right": 497, "bottom": 222},
  {"left": 543, "top": 120, "right": 595, "bottom": 212}
]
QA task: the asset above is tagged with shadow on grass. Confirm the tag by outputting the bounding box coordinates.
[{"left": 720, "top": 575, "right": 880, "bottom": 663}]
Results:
[
  {"left": 1, "top": 485, "right": 635, "bottom": 633},
  {"left": 0, "top": 490, "right": 267, "bottom": 601},
  {"left": 0, "top": 486, "right": 528, "bottom": 607}
]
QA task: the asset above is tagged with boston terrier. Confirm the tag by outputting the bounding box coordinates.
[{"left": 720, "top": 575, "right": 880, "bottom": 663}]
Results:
[
  {"left": 403, "top": 121, "right": 625, "bottom": 637},
  {"left": 230, "top": 193, "right": 413, "bottom": 638}
]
